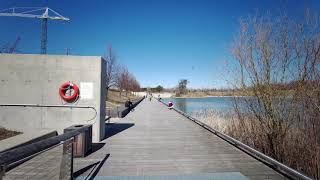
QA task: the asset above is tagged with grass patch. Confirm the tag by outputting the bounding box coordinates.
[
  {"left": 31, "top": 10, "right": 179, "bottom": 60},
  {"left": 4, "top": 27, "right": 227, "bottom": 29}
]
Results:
[
  {"left": 0, "top": 128, "right": 21, "bottom": 141},
  {"left": 106, "top": 89, "right": 139, "bottom": 108}
]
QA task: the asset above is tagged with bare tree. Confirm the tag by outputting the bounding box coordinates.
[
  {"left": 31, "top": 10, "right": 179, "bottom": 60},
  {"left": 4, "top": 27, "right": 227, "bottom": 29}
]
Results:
[
  {"left": 116, "top": 66, "right": 128, "bottom": 96},
  {"left": 155, "top": 85, "right": 164, "bottom": 93},
  {"left": 104, "top": 45, "right": 119, "bottom": 100},
  {"left": 127, "top": 74, "right": 140, "bottom": 92},
  {"left": 115, "top": 64, "right": 141, "bottom": 97},
  {"left": 230, "top": 10, "right": 320, "bottom": 178},
  {"left": 176, "top": 79, "right": 188, "bottom": 96}
]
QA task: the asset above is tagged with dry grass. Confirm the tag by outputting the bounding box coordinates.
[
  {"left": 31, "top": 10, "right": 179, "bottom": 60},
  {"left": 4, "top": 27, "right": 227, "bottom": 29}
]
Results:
[
  {"left": 193, "top": 109, "right": 232, "bottom": 132},
  {"left": 0, "top": 127, "right": 21, "bottom": 141},
  {"left": 193, "top": 109, "right": 320, "bottom": 179},
  {"left": 106, "top": 89, "right": 140, "bottom": 108},
  {"left": 175, "top": 90, "right": 246, "bottom": 98},
  {"left": 226, "top": 115, "right": 320, "bottom": 179}
]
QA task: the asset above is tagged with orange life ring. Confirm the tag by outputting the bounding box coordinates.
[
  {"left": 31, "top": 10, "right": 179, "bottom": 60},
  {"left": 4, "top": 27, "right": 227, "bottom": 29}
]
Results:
[{"left": 59, "top": 82, "right": 79, "bottom": 103}]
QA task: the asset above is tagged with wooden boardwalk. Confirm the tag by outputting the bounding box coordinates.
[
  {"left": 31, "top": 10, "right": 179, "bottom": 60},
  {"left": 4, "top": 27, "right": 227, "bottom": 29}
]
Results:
[{"left": 74, "top": 99, "right": 286, "bottom": 179}]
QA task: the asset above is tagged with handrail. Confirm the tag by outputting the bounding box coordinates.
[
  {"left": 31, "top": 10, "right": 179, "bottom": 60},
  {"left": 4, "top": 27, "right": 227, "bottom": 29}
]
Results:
[
  {"left": 5, "top": 138, "right": 68, "bottom": 171},
  {"left": 0, "top": 103, "right": 94, "bottom": 108},
  {"left": 0, "top": 128, "right": 81, "bottom": 171},
  {"left": 119, "top": 97, "right": 145, "bottom": 118},
  {"left": 159, "top": 99, "right": 313, "bottom": 180},
  {"left": 0, "top": 104, "right": 97, "bottom": 122}
]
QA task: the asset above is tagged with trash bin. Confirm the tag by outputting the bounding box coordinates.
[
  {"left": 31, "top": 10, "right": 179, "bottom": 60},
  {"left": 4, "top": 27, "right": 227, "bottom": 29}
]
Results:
[{"left": 64, "top": 124, "right": 92, "bottom": 157}]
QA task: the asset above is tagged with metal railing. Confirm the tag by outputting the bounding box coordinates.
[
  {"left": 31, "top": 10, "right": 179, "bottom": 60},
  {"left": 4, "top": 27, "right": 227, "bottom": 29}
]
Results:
[
  {"left": 159, "top": 99, "right": 313, "bottom": 180},
  {"left": 0, "top": 104, "right": 97, "bottom": 122},
  {"left": 120, "top": 97, "right": 145, "bottom": 118},
  {"left": 0, "top": 129, "right": 82, "bottom": 180},
  {"left": 106, "top": 97, "right": 145, "bottom": 118}
]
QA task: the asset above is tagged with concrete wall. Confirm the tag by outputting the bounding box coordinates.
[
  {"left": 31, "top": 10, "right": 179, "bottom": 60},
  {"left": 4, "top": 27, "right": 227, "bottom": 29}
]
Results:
[{"left": 0, "top": 54, "right": 106, "bottom": 142}]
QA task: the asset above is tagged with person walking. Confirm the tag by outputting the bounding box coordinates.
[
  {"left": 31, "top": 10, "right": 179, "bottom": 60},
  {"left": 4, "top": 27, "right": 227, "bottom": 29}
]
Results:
[{"left": 168, "top": 101, "right": 174, "bottom": 109}]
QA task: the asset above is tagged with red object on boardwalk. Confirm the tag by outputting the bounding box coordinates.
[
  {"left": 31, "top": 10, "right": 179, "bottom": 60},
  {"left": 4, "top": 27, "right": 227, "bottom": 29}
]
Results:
[
  {"left": 59, "top": 82, "right": 79, "bottom": 103},
  {"left": 168, "top": 101, "right": 174, "bottom": 108}
]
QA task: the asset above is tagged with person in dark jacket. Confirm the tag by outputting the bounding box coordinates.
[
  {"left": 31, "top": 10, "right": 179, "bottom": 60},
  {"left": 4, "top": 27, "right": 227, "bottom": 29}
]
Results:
[{"left": 125, "top": 99, "right": 133, "bottom": 110}]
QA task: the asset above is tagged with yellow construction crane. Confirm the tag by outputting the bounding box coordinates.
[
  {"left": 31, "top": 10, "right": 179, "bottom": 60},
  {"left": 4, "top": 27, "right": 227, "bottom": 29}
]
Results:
[{"left": 0, "top": 7, "right": 70, "bottom": 54}]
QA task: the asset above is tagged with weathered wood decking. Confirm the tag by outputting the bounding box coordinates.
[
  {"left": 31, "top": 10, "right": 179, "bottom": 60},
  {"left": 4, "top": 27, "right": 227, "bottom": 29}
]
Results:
[{"left": 74, "top": 99, "right": 286, "bottom": 179}]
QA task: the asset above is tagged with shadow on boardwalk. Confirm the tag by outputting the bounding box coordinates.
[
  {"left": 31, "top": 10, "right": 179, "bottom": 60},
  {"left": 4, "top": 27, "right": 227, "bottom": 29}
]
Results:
[
  {"left": 74, "top": 154, "right": 110, "bottom": 179},
  {"left": 104, "top": 123, "right": 134, "bottom": 139},
  {"left": 91, "top": 143, "right": 106, "bottom": 154},
  {"left": 73, "top": 123, "right": 133, "bottom": 178}
]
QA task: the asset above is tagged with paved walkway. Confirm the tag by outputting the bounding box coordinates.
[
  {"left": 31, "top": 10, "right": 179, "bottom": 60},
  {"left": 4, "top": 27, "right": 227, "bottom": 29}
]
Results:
[{"left": 74, "top": 99, "right": 286, "bottom": 179}]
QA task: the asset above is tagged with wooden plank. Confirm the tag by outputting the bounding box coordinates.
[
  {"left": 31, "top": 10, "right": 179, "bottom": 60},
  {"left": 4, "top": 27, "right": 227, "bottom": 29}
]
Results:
[
  {"left": 74, "top": 99, "right": 287, "bottom": 179},
  {"left": 80, "top": 172, "right": 249, "bottom": 180}
]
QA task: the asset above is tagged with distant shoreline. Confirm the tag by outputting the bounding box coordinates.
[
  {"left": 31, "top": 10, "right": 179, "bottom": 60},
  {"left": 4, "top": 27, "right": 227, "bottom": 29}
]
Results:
[
  {"left": 142, "top": 91, "right": 248, "bottom": 99},
  {"left": 167, "top": 95, "right": 246, "bottom": 99}
]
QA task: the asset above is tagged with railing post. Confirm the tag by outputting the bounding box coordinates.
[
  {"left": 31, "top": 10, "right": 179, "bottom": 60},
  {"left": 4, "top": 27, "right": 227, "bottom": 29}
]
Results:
[
  {"left": 0, "top": 165, "right": 5, "bottom": 180},
  {"left": 59, "top": 138, "right": 74, "bottom": 180},
  {"left": 117, "top": 106, "right": 119, "bottom": 117}
]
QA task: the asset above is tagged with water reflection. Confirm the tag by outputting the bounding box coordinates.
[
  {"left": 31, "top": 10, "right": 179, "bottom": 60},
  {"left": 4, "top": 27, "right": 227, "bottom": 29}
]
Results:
[
  {"left": 175, "top": 98, "right": 187, "bottom": 113},
  {"left": 163, "top": 97, "right": 235, "bottom": 115},
  {"left": 165, "top": 97, "right": 297, "bottom": 114}
]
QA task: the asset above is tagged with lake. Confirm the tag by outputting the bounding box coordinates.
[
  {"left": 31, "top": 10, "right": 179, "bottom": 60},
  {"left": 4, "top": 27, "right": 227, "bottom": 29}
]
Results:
[{"left": 162, "top": 97, "right": 236, "bottom": 115}]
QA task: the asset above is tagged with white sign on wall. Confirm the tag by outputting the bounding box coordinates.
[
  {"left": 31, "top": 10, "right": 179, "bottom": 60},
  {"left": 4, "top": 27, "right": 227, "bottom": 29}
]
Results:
[{"left": 80, "top": 82, "right": 93, "bottom": 99}]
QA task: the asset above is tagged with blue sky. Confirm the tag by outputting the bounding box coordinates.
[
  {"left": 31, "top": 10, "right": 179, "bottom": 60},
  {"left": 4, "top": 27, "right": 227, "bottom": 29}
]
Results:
[{"left": 1, "top": 0, "right": 319, "bottom": 88}]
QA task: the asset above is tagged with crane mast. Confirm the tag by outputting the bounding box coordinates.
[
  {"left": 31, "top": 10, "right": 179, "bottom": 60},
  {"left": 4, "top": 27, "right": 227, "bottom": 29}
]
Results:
[
  {"left": 41, "top": 18, "right": 48, "bottom": 54},
  {"left": 0, "top": 7, "right": 70, "bottom": 54},
  {"left": 0, "top": 36, "right": 21, "bottom": 53},
  {"left": 8, "top": 36, "right": 21, "bottom": 53}
]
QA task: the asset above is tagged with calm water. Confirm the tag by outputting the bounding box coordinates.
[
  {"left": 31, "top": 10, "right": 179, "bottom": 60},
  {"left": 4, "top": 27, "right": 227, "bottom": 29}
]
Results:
[{"left": 162, "top": 97, "right": 235, "bottom": 115}]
